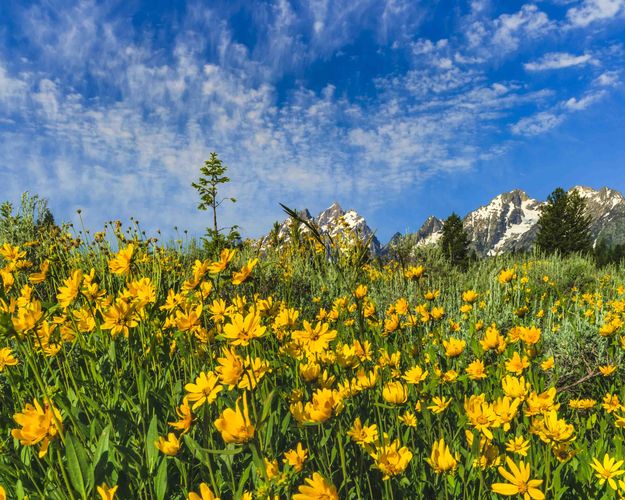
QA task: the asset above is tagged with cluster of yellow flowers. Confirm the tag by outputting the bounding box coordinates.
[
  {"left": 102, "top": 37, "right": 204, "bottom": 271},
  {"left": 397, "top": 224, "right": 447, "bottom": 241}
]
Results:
[{"left": 1, "top": 237, "right": 625, "bottom": 498}]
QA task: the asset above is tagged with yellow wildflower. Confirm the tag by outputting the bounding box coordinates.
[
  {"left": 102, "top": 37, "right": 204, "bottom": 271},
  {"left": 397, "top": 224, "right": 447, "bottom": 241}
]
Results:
[
  {"left": 11, "top": 399, "right": 63, "bottom": 458},
  {"left": 403, "top": 365, "right": 428, "bottom": 385},
  {"left": 284, "top": 442, "right": 308, "bottom": 472},
  {"left": 443, "top": 337, "right": 466, "bottom": 357},
  {"left": 0, "top": 347, "right": 18, "bottom": 371},
  {"left": 506, "top": 436, "right": 530, "bottom": 457},
  {"left": 187, "top": 483, "right": 220, "bottom": 500},
  {"left": 505, "top": 352, "right": 529, "bottom": 375},
  {"left": 214, "top": 394, "right": 255, "bottom": 444},
  {"left": 56, "top": 269, "right": 83, "bottom": 309},
  {"left": 168, "top": 397, "right": 193, "bottom": 434},
  {"left": 222, "top": 311, "right": 266, "bottom": 346},
  {"left": 382, "top": 381, "right": 408, "bottom": 404},
  {"left": 492, "top": 457, "right": 544, "bottom": 499},
  {"left": 428, "top": 396, "right": 452, "bottom": 414},
  {"left": 155, "top": 433, "right": 180, "bottom": 456},
  {"left": 590, "top": 454, "right": 625, "bottom": 491},
  {"left": 109, "top": 244, "right": 134, "bottom": 275},
  {"left": 184, "top": 371, "right": 223, "bottom": 410},
  {"left": 97, "top": 484, "right": 118, "bottom": 500},
  {"left": 232, "top": 258, "right": 258, "bottom": 285},
  {"left": 370, "top": 437, "right": 413, "bottom": 480},
  {"left": 292, "top": 473, "right": 338, "bottom": 500},
  {"left": 426, "top": 438, "right": 458, "bottom": 474},
  {"left": 348, "top": 417, "right": 378, "bottom": 446},
  {"left": 207, "top": 248, "right": 236, "bottom": 275}
]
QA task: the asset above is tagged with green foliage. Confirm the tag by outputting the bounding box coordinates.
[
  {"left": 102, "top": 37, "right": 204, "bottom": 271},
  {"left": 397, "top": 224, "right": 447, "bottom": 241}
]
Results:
[
  {"left": 0, "top": 192, "right": 57, "bottom": 247},
  {"left": 191, "top": 152, "right": 240, "bottom": 256},
  {"left": 439, "top": 212, "right": 470, "bottom": 269},
  {"left": 594, "top": 238, "right": 625, "bottom": 267},
  {"left": 536, "top": 188, "right": 592, "bottom": 256}
]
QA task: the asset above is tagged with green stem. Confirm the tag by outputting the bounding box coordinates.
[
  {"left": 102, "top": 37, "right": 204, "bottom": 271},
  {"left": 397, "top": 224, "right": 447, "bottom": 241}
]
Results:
[
  {"left": 56, "top": 446, "right": 76, "bottom": 500},
  {"left": 337, "top": 421, "right": 348, "bottom": 493}
]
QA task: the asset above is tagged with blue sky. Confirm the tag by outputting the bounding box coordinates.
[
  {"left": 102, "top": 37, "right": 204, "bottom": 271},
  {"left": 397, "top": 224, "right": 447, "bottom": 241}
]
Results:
[{"left": 1, "top": 0, "right": 624, "bottom": 243}]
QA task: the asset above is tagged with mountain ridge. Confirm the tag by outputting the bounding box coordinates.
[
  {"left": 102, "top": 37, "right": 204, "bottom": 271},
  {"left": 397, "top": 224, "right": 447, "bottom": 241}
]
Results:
[{"left": 260, "top": 186, "right": 625, "bottom": 256}]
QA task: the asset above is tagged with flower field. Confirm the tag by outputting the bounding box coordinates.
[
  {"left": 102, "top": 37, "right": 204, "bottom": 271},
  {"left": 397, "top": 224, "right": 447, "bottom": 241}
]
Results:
[{"left": 0, "top": 224, "right": 624, "bottom": 499}]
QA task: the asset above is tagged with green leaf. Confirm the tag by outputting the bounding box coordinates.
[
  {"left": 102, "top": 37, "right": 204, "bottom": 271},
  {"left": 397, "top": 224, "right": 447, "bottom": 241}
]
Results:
[
  {"left": 184, "top": 434, "right": 210, "bottom": 468},
  {"left": 108, "top": 339, "right": 116, "bottom": 363},
  {"left": 65, "top": 433, "right": 87, "bottom": 498},
  {"left": 15, "top": 480, "right": 25, "bottom": 500},
  {"left": 73, "top": 435, "right": 90, "bottom": 494},
  {"left": 154, "top": 459, "right": 168, "bottom": 500},
  {"left": 236, "top": 462, "right": 253, "bottom": 498},
  {"left": 146, "top": 414, "right": 159, "bottom": 473},
  {"left": 259, "top": 389, "right": 276, "bottom": 425},
  {"left": 184, "top": 434, "right": 243, "bottom": 474},
  {"left": 92, "top": 425, "right": 110, "bottom": 486}
]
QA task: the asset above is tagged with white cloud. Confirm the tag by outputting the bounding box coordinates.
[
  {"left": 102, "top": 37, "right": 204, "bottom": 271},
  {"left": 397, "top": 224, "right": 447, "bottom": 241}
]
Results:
[
  {"left": 0, "top": 64, "right": 28, "bottom": 108},
  {"left": 3, "top": 43, "right": 552, "bottom": 236},
  {"left": 510, "top": 85, "right": 606, "bottom": 134},
  {"left": 566, "top": 0, "right": 625, "bottom": 27},
  {"left": 524, "top": 52, "right": 595, "bottom": 71},
  {"left": 464, "top": 4, "right": 555, "bottom": 56},
  {"left": 511, "top": 112, "right": 565, "bottom": 136},
  {"left": 595, "top": 70, "right": 620, "bottom": 86},
  {"left": 565, "top": 90, "right": 606, "bottom": 109}
]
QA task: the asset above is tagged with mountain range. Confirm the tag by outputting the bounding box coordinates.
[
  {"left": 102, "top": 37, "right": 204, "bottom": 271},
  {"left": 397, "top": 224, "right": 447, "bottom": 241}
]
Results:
[{"left": 261, "top": 186, "right": 625, "bottom": 257}]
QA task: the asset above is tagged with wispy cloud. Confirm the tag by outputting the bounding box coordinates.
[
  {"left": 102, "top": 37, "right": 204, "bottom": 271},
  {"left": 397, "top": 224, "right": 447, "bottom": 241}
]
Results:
[
  {"left": 524, "top": 52, "right": 595, "bottom": 71},
  {"left": 565, "top": 90, "right": 607, "bottom": 109},
  {"left": 511, "top": 111, "right": 565, "bottom": 136},
  {"left": 595, "top": 70, "right": 621, "bottom": 85},
  {"left": 464, "top": 4, "right": 555, "bottom": 56},
  {"left": 566, "top": 0, "right": 625, "bottom": 27}
]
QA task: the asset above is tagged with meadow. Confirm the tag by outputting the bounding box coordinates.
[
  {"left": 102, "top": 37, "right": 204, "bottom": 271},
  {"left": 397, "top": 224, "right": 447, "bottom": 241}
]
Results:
[{"left": 0, "top": 216, "right": 624, "bottom": 499}]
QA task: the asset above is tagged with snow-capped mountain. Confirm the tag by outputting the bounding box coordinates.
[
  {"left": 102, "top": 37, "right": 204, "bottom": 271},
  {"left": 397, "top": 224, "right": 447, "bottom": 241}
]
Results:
[
  {"left": 464, "top": 190, "right": 543, "bottom": 256},
  {"left": 261, "top": 186, "right": 625, "bottom": 257},
  {"left": 402, "top": 186, "right": 625, "bottom": 255},
  {"left": 414, "top": 186, "right": 625, "bottom": 256},
  {"left": 406, "top": 189, "right": 543, "bottom": 256},
  {"left": 415, "top": 216, "right": 444, "bottom": 247},
  {"left": 262, "top": 202, "right": 381, "bottom": 254}
]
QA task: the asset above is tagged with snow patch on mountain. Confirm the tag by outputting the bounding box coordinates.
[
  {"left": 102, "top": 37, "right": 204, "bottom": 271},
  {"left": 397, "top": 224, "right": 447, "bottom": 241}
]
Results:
[{"left": 488, "top": 198, "right": 543, "bottom": 256}]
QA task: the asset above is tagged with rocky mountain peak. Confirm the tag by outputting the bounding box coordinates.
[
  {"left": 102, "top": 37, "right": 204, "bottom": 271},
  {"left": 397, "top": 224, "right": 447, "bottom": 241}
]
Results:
[
  {"left": 569, "top": 185, "right": 624, "bottom": 208},
  {"left": 462, "top": 190, "right": 543, "bottom": 256},
  {"left": 415, "top": 216, "right": 444, "bottom": 246},
  {"left": 317, "top": 202, "right": 345, "bottom": 231},
  {"left": 262, "top": 201, "right": 380, "bottom": 254},
  {"left": 569, "top": 185, "right": 598, "bottom": 197},
  {"left": 499, "top": 189, "right": 530, "bottom": 204}
]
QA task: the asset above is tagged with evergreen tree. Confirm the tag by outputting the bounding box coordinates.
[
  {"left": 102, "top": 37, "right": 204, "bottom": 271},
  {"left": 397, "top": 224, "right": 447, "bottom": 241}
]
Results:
[
  {"left": 440, "top": 212, "right": 470, "bottom": 268},
  {"left": 192, "top": 152, "right": 240, "bottom": 255},
  {"left": 536, "top": 188, "right": 592, "bottom": 255},
  {"left": 594, "top": 238, "right": 625, "bottom": 267},
  {"left": 594, "top": 238, "right": 611, "bottom": 267}
]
